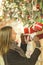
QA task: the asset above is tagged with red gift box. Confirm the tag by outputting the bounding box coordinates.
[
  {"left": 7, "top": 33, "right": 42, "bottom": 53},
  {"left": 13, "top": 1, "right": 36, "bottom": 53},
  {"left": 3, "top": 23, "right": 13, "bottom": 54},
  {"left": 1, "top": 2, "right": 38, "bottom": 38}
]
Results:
[
  {"left": 24, "top": 22, "right": 43, "bottom": 34},
  {"left": 36, "top": 22, "right": 43, "bottom": 26},
  {"left": 37, "top": 33, "right": 43, "bottom": 39},
  {"left": 29, "top": 27, "right": 36, "bottom": 34},
  {"left": 24, "top": 27, "right": 35, "bottom": 34},
  {"left": 33, "top": 22, "right": 43, "bottom": 31},
  {"left": 24, "top": 27, "right": 29, "bottom": 34}
]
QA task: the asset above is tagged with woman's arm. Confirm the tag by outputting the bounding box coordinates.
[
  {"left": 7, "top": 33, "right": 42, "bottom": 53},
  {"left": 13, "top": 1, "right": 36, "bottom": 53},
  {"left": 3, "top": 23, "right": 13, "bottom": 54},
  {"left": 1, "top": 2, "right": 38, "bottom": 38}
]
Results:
[
  {"left": 29, "top": 48, "right": 41, "bottom": 65},
  {"left": 29, "top": 36, "right": 41, "bottom": 65},
  {"left": 17, "top": 47, "right": 41, "bottom": 65}
]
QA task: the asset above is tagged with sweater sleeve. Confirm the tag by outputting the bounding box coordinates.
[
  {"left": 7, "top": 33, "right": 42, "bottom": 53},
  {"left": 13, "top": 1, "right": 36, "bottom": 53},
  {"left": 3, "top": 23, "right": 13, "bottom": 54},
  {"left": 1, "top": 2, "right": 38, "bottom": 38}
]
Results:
[
  {"left": 3, "top": 48, "right": 41, "bottom": 65},
  {"left": 29, "top": 48, "right": 41, "bottom": 65},
  {"left": 18, "top": 48, "right": 41, "bottom": 65}
]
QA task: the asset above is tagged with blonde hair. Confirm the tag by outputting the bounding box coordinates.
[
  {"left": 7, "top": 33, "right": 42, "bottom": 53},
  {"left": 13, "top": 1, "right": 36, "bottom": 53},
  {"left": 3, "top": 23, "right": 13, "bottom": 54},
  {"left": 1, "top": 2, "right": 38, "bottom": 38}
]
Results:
[{"left": 0, "top": 26, "right": 12, "bottom": 55}]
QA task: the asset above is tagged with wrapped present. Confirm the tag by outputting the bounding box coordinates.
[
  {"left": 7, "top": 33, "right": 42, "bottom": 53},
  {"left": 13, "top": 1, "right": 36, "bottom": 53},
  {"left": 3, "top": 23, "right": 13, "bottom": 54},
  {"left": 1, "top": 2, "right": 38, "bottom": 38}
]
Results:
[
  {"left": 24, "top": 27, "right": 36, "bottom": 34},
  {"left": 33, "top": 22, "right": 43, "bottom": 31},
  {"left": 24, "top": 22, "right": 43, "bottom": 34},
  {"left": 24, "top": 27, "right": 29, "bottom": 34},
  {"left": 37, "top": 33, "right": 43, "bottom": 39},
  {"left": 29, "top": 27, "right": 36, "bottom": 34}
]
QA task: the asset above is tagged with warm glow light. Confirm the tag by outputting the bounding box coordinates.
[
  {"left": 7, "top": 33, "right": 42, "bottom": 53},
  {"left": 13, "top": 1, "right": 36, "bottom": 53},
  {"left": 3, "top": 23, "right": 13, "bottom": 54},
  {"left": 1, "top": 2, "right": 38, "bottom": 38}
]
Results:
[
  {"left": 0, "top": 0, "right": 3, "bottom": 16},
  {"left": 0, "top": 0, "right": 2, "bottom": 6}
]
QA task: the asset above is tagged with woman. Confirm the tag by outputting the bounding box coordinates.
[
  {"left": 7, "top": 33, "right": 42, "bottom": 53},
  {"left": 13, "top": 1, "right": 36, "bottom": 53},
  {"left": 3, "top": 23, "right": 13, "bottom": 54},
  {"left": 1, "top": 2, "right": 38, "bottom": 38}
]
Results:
[{"left": 0, "top": 26, "right": 41, "bottom": 65}]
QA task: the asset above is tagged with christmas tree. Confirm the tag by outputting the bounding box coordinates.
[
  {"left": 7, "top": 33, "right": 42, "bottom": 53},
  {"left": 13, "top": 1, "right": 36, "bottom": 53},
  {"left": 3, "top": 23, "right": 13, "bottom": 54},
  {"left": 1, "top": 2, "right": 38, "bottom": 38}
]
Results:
[{"left": 0, "top": 0, "right": 43, "bottom": 27}]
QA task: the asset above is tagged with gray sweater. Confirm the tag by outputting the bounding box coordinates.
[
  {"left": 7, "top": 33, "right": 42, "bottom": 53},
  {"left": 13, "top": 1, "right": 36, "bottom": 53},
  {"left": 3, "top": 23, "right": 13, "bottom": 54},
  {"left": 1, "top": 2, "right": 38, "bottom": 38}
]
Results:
[{"left": 3, "top": 48, "right": 41, "bottom": 65}]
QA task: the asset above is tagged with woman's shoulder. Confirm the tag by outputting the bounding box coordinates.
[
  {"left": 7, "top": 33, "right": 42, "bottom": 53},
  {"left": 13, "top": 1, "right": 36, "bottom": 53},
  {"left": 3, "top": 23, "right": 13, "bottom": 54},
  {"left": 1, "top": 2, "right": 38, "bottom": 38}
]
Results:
[
  {"left": 3, "top": 49, "right": 21, "bottom": 58},
  {"left": 3, "top": 49, "right": 18, "bottom": 65}
]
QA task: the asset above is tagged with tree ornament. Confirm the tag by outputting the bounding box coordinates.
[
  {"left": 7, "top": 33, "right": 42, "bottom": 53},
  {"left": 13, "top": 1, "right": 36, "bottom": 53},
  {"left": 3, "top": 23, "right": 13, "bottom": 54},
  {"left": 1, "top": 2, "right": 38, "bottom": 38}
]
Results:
[
  {"left": 27, "top": 15, "right": 30, "bottom": 19},
  {"left": 36, "top": 4, "right": 40, "bottom": 9},
  {"left": 9, "top": 0, "right": 14, "bottom": 2},
  {"left": 41, "top": 14, "right": 43, "bottom": 18},
  {"left": 19, "top": 2, "right": 23, "bottom": 6}
]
